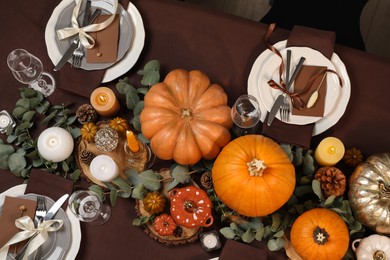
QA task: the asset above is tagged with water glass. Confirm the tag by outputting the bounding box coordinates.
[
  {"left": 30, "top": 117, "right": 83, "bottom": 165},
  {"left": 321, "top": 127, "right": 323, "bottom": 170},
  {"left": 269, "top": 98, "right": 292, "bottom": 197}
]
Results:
[{"left": 231, "top": 94, "right": 261, "bottom": 136}]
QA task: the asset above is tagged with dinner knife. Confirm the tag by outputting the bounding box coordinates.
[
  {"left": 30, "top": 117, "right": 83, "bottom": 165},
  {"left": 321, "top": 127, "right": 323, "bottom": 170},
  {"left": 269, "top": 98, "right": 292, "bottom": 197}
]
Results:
[
  {"left": 14, "top": 194, "right": 70, "bottom": 260},
  {"left": 266, "top": 56, "right": 306, "bottom": 126},
  {"left": 53, "top": 8, "right": 101, "bottom": 71}
]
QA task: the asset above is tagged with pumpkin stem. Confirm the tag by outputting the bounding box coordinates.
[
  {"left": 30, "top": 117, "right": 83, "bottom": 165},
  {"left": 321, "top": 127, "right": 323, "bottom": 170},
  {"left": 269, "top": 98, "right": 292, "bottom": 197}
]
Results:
[
  {"left": 313, "top": 226, "right": 329, "bottom": 245},
  {"left": 180, "top": 108, "right": 193, "bottom": 119},
  {"left": 378, "top": 180, "right": 390, "bottom": 198},
  {"left": 247, "top": 158, "right": 266, "bottom": 177},
  {"left": 373, "top": 250, "right": 386, "bottom": 260}
]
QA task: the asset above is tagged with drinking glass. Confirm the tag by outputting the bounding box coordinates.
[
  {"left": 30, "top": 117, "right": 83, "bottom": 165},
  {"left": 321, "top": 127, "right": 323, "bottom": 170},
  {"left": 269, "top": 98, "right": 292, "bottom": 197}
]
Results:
[
  {"left": 7, "top": 49, "right": 56, "bottom": 96},
  {"left": 68, "top": 190, "right": 111, "bottom": 225},
  {"left": 231, "top": 94, "right": 261, "bottom": 136}
]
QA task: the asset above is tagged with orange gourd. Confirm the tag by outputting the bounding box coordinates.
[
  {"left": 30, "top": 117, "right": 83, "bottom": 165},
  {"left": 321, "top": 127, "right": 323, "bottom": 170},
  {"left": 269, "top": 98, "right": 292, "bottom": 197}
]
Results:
[
  {"left": 290, "top": 208, "right": 349, "bottom": 260},
  {"left": 140, "top": 69, "right": 233, "bottom": 165},
  {"left": 212, "top": 135, "right": 295, "bottom": 217},
  {"left": 109, "top": 117, "right": 129, "bottom": 134},
  {"left": 80, "top": 122, "right": 98, "bottom": 142}
]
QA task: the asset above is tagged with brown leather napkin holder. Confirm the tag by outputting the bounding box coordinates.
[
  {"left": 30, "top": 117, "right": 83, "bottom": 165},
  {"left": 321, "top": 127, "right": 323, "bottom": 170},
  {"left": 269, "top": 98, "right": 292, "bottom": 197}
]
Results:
[{"left": 0, "top": 197, "right": 37, "bottom": 252}]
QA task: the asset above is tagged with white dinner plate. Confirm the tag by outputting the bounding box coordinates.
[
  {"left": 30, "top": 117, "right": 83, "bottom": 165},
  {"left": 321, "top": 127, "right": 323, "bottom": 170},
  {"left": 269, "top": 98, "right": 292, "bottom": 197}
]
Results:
[
  {"left": 54, "top": 0, "right": 133, "bottom": 70},
  {"left": 45, "top": 1, "right": 145, "bottom": 83},
  {"left": 258, "top": 47, "right": 341, "bottom": 125},
  {"left": 0, "top": 185, "right": 81, "bottom": 260},
  {"left": 248, "top": 40, "right": 351, "bottom": 135}
]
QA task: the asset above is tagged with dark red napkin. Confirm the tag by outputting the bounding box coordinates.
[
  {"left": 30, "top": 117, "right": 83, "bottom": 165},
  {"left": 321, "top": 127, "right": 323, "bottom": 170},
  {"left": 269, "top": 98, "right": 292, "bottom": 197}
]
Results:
[
  {"left": 56, "top": 0, "right": 130, "bottom": 98},
  {"left": 25, "top": 169, "right": 74, "bottom": 209},
  {"left": 261, "top": 25, "right": 336, "bottom": 148},
  {"left": 219, "top": 240, "right": 287, "bottom": 260}
]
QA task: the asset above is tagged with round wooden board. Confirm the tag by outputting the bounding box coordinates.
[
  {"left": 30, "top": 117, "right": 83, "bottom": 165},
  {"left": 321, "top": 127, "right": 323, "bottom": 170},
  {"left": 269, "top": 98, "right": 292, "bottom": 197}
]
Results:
[
  {"left": 75, "top": 124, "right": 149, "bottom": 187},
  {"left": 135, "top": 169, "right": 203, "bottom": 246}
]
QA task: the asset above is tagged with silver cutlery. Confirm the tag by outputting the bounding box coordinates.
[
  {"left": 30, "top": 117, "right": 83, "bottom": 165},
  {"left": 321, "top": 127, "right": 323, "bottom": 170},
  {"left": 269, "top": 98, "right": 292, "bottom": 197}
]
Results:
[
  {"left": 53, "top": 8, "right": 101, "bottom": 71},
  {"left": 267, "top": 56, "right": 306, "bottom": 126},
  {"left": 71, "top": 0, "right": 91, "bottom": 69},
  {"left": 31, "top": 195, "right": 46, "bottom": 260},
  {"left": 280, "top": 50, "right": 292, "bottom": 122},
  {"left": 14, "top": 194, "right": 69, "bottom": 260}
]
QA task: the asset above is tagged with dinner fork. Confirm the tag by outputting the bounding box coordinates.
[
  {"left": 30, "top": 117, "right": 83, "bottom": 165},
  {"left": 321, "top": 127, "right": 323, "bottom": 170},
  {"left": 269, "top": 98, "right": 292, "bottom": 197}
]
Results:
[
  {"left": 280, "top": 50, "right": 292, "bottom": 122},
  {"left": 71, "top": 39, "right": 83, "bottom": 69}
]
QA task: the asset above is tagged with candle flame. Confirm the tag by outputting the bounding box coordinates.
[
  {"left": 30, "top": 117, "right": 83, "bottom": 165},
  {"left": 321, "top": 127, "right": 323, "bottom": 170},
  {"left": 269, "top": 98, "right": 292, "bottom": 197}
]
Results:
[
  {"left": 327, "top": 146, "right": 336, "bottom": 154},
  {"left": 98, "top": 94, "right": 108, "bottom": 104},
  {"left": 126, "top": 130, "right": 140, "bottom": 153}
]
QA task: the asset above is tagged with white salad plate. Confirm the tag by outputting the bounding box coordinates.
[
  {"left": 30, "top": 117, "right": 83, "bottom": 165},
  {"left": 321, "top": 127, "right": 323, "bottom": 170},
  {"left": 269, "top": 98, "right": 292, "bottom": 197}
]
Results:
[{"left": 248, "top": 40, "right": 351, "bottom": 136}]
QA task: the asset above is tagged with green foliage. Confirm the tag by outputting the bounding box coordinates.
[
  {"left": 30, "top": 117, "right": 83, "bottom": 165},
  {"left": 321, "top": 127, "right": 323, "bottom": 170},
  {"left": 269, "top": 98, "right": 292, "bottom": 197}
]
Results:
[{"left": 0, "top": 87, "right": 80, "bottom": 179}]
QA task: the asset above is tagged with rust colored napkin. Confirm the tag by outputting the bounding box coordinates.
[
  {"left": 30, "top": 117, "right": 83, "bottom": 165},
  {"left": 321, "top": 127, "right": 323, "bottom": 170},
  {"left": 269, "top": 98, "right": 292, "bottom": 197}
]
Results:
[
  {"left": 87, "top": 14, "right": 120, "bottom": 63},
  {"left": 0, "top": 197, "right": 37, "bottom": 252},
  {"left": 291, "top": 65, "right": 327, "bottom": 117},
  {"left": 261, "top": 25, "right": 336, "bottom": 148},
  {"left": 25, "top": 169, "right": 74, "bottom": 210},
  {"left": 56, "top": 0, "right": 129, "bottom": 98}
]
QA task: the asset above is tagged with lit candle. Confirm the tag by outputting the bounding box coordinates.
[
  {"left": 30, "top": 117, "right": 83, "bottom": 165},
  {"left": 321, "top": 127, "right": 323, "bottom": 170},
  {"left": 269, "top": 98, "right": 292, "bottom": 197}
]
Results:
[
  {"left": 90, "top": 87, "right": 120, "bottom": 117},
  {"left": 0, "top": 110, "right": 15, "bottom": 133},
  {"left": 314, "top": 137, "right": 345, "bottom": 166},
  {"left": 90, "top": 155, "right": 119, "bottom": 182},
  {"left": 126, "top": 130, "right": 140, "bottom": 153},
  {"left": 200, "top": 231, "right": 221, "bottom": 251},
  {"left": 37, "top": 127, "right": 74, "bottom": 162},
  {"left": 0, "top": 114, "right": 10, "bottom": 128}
]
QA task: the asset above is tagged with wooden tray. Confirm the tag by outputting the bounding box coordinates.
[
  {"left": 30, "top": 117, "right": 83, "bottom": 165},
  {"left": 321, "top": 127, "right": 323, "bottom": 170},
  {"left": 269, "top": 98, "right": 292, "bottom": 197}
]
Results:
[
  {"left": 76, "top": 126, "right": 150, "bottom": 187},
  {"left": 135, "top": 169, "right": 203, "bottom": 246}
]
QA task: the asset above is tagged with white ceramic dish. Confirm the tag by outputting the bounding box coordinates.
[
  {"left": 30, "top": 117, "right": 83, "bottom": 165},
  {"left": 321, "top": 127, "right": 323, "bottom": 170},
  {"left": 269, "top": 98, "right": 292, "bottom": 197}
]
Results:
[
  {"left": 54, "top": 0, "right": 133, "bottom": 70},
  {"left": 258, "top": 46, "right": 341, "bottom": 125},
  {"left": 45, "top": 1, "right": 145, "bottom": 83},
  {"left": 0, "top": 184, "right": 81, "bottom": 260},
  {"left": 248, "top": 40, "right": 351, "bottom": 136}
]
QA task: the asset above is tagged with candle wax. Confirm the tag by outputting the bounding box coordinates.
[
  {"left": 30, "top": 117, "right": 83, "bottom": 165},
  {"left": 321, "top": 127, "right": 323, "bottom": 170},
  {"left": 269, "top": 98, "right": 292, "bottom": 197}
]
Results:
[
  {"left": 314, "top": 137, "right": 345, "bottom": 166},
  {"left": 37, "top": 127, "right": 74, "bottom": 162},
  {"left": 90, "top": 155, "right": 119, "bottom": 182},
  {"left": 202, "top": 234, "right": 218, "bottom": 248},
  {"left": 90, "top": 87, "right": 120, "bottom": 117},
  {"left": 126, "top": 130, "right": 140, "bottom": 153}
]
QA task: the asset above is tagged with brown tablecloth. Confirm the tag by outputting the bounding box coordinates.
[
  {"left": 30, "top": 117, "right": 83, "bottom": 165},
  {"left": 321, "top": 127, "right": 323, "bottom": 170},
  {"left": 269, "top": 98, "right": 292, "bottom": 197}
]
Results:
[{"left": 1, "top": 0, "right": 390, "bottom": 259}]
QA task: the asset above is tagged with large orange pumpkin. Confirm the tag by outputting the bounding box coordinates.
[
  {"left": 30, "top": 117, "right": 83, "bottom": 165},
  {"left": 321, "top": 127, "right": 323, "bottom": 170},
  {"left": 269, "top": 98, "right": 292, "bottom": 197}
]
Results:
[
  {"left": 290, "top": 208, "right": 349, "bottom": 260},
  {"left": 212, "top": 135, "right": 295, "bottom": 217},
  {"left": 140, "top": 69, "right": 233, "bottom": 165}
]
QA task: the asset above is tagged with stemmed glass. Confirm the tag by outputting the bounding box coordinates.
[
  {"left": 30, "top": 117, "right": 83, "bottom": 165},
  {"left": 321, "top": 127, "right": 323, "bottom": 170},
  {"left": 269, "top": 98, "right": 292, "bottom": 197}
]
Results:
[
  {"left": 68, "top": 190, "right": 111, "bottom": 225},
  {"left": 7, "top": 49, "right": 56, "bottom": 97},
  {"left": 231, "top": 94, "right": 261, "bottom": 137}
]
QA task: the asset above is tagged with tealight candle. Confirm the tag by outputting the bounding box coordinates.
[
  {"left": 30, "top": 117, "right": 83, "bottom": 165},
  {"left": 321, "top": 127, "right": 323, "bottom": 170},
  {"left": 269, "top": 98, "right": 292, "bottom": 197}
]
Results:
[
  {"left": 200, "top": 231, "right": 221, "bottom": 251},
  {"left": 0, "top": 110, "right": 15, "bottom": 133},
  {"left": 37, "top": 127, "right": 74, "bottom": 162},
  {"left": 315, "top": 137, "right": 345, "bottom": 166},
  {"left": 90, "top": 86, "right": 120, "bottom": 117},
  {"left": 90, "top": 155, "right": 120, "bottom": 182}
]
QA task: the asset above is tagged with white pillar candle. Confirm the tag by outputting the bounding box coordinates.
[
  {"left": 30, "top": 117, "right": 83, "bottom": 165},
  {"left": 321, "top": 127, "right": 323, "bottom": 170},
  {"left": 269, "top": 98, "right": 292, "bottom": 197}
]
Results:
[
  {"left": 37, "top": 127, "right": 74, "bottom": 162},
  {"left": 90, "top": 155, "right": 119, "bottom": 182}
]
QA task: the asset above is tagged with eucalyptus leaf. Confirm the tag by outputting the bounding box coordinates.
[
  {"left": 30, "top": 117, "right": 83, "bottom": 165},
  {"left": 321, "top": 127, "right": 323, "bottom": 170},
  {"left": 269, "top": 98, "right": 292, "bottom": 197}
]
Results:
[
  {"left": 71, "top": 169, "right": 81, "bottom": 181},
  {"left": 116, "top": 77, "right": 130, "bottom": 94},
  {"left": 137, "top": 133, "right": 150, "bottom": 144},
  {"left": 110, "top": 189, "right": 118, "bottom": 207},
  {"left": 220, "top": 227, "right": 236, "bottom": 240},
  {"left": 70, "top": 127, "right": 81, "bottom": 139},
  {"left": 112, "top": 177, "right": 132, "bottom": 193},
  {"left": 8, "top": 153, "right": 26, "bottom": 174},
  {"left": 280, "top": 144, "right": 293, "bottom": 161},
  {"left": 255, "top": 225, "right": 265, "bottom": 241},
  {"left": 15, "top": 98, "right": 30, "bottom": 109},
  {"left": 324, "top": 195, "right": 336, "bottom": 206},
  {"left": 41, "top": 111, "right": 57, "bottom": 124},
  {"left": 292, "top": 147, "right": 303, "bottom": 166},
  {"left": 118, "top": 191, "right": 131, "bottom": 198},
  {"left": 166, "top": 178, "right": 180, "bottom": 191},
  {"left": 6, "top": 135, "right": 18, "bottom": 143},
  {"left": 137, "top": 87, "right": 149, "bottom": 95},
  {"left": 125, "top": 168, "right": 141, "bottom": 186},
  {"left": 139, "top": 170, "right": 161, "bottom": 191},
  {"left": 66, "top": 115, "right": 77, "bottom": 125},
  {"left": 241, "top": 229, "right": 256, "bottom": 243},
  {"left": 131, "top": 116, "right": 141, "bottom": 132},
  {"left": 125, "top": 86, "right": 140, "bottom": 110},
  {"left": 133, "top": 216, "right": 150, "bottom": 226},
  {"left": 303, "top": 152, "right": 315, "bottom": 175},
  {"left": 12, "top": 107, "right": 28, "bottom": 118},
  {"left": 170, "top": 164, "right": 190, "bottom": 183},
  {"left": 89, "top": 185, "right": 104, "bottom": 199},
  {"left": 273, "top": 230, "right": 284, "bottom": 238},
  {"left": 140, "top": 71, "right": 160, "bottom": 87},
  {"left": 131, "top": 183, "right": 146, "bottom": 199},
  {"left": 133, "top": 101, "right": 144, "bottom": 116},
  {"left": 22, "top": 111, "right": 35, "bottom": 122},
  {"left": 36, "top": 101, "right": 50, "bottom": 114},
  {"left": 270, "top": 213, "right": 282, "bottom": 232},
  {"left": 294, "top": 185, "right": 313, "bottom": 198},
  {"left": 312, "top": 179, "right": 323, "bottom": 201},
  {"left": 0, "top": 144, "right": 15, "bottom": 156}
]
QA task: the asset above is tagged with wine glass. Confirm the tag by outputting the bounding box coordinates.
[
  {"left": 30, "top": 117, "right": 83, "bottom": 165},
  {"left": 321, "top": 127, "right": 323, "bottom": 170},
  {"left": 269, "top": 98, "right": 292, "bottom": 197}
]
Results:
[
  {"left": 231, "top": 94, "right": 261, "bottom": 136},
  {"left": 68, "top": 190, "right": 111, "bottom": 225},
  {"left": 7, "top": 49, "right": 56, "bottom": 97}
]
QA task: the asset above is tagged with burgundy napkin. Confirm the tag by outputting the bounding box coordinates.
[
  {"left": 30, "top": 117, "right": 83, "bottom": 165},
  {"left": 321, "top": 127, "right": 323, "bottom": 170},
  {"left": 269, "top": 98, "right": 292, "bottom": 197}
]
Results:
[
  {"left": 261, "top": 25, "right": 336, "bottom": 148},
  {"left": 25, "top": 169, "right": 74, "bottom": 209},
  {"left": 56, "top": 0, "right": 129, "bottom": 98}
]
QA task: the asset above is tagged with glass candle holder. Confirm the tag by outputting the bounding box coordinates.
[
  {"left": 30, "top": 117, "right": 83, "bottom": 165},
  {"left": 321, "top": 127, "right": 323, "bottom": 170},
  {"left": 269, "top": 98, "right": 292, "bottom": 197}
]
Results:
[
  {"left": 199, "top": 230, "right": 221, "bottom": 251},
  {"left": 94, "top": 128, "right": 119, "bottom": 152},
  {"left": 0, "top": 110, "right": 16, "bottom": 134},
  {"left": 124, "top": 131, "right": 155, "bottom": 171}
]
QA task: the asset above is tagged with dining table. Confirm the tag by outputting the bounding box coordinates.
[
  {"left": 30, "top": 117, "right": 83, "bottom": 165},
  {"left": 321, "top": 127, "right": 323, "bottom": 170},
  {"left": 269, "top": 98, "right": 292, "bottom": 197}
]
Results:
[{"left": 1, "top": 0, "right": 390, "bottom": 259}]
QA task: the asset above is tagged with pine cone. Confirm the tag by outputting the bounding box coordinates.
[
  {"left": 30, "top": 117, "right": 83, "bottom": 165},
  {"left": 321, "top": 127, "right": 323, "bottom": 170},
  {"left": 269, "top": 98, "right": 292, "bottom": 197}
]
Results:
[
  {"left": 314, "top": 166, "right": 346, "bottom": 197},
  {"left": 80, "top": 149, "right": 95, "bottom": 165},
  {"left": 76, "top": 104, "right": 97, "bottom": 124},
  {"left": 200, "top": 171, "right": 213, "bottom": 189}
]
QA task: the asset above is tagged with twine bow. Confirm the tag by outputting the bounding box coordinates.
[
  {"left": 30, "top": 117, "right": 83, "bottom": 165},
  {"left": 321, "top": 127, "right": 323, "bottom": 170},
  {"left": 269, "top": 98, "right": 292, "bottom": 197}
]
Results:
[
  {"left": 263, "top": 23, "right": 342, "bottom": 109},
  {"left": 0, "top": 216, "right": 64, "bottom": 260},
  {"left": 56, "top": 0, "right": 118, "bottom": 49}
]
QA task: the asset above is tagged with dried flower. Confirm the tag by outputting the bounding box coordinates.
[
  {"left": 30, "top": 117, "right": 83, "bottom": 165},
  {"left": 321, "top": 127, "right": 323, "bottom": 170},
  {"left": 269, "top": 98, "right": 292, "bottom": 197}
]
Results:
[{"left": 200, "top": 171, "right": 213, "bottom": 189}]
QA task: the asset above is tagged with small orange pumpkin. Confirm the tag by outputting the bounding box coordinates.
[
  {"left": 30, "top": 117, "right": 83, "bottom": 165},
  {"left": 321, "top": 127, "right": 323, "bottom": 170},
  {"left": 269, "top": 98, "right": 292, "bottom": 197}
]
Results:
[
  {"left": 140, "top": 69, "right": 233, "bottom": 165},
  {"left": 143, "top": 191, "right": 166, "bottom": 215},
  {"left": 212, "top": 135, "right": 295, "bottom": 217},
  {"left": 153, "top": 214, "right": 177, "bottom": 237},
  {"left": 290, "top": 208, "right": 349, "bottom": 260},
  {"left": 80, "top": 122, "right": 98, "bottom": 142},
  {"left": 109, "top": 117, "right": 129, "bottom": 134}
]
